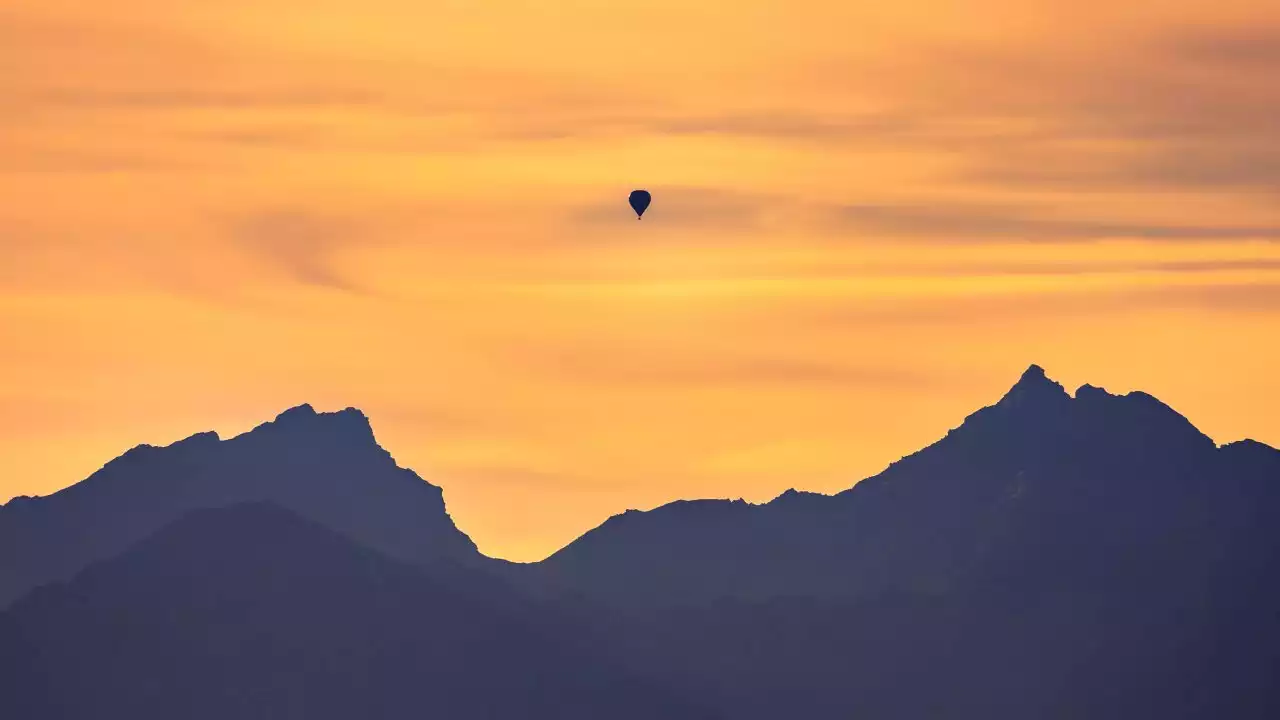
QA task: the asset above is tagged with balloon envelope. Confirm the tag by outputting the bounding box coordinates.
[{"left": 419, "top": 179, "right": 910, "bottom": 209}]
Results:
[{"left": 628, "top": 190, "right": 651, "bottom": 218}]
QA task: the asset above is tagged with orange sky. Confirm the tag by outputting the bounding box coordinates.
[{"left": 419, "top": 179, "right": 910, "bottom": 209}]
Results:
[{"left": 3, "top": 0, "right": 1280, "bottom": 560}]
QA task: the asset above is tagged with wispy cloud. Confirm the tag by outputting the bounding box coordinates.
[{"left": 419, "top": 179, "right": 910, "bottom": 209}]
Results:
[
  {"left": 796, "top": 282, "right": 1280, "bottom": 330},
  {"left": 225, "top": 210, "right": 372, "bottom": 292},
  {"left": 832, "top": 203, "right": 1280, "bottom": 242},
  {"left": 514, "top": 345, "right": 937, "bottom": 389},
  {"left": 1167, "top": 26, "right": 1280, "bottom": 73},
  {"left": 18, "top": 89, "right": 387, "bottom": 111},
  {"left": 0, "top": 148, "right": 207, "bottom": 174},
  {"left": 642, "top": 111, "right": 920, "bottom": 142},
  {"left": 888, "top": 25, "right": 1280, "bottom": 194}
]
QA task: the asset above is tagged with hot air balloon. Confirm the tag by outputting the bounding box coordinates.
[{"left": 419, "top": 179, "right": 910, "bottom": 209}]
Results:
[{"left": 629, "top": 189, "right": 651, "bottom": 219}]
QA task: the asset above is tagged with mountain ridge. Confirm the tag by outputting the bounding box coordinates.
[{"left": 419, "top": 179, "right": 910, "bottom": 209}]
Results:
[
  {"left": 553, "top": 363, "right": 1263, "bottom": 530},
  {"left": 533, "top": 364, "right": 1279, "bottom": 606},
  {"left": 0, "top": 402, "right": 485, "bottom": 607}
]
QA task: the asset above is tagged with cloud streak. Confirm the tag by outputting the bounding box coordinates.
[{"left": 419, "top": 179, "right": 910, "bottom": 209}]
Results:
[
  {"left": 226, "top": 211, "right": 373, "bottom": 293},
  {"left": 896, "top": 25, "right": 1280, "bottom": 194},
  {"left": 833, "top": 203, "right": 1280, "bottom": 242},
  {"left": 18, "top": 89, "right": 387, "bottom": 111},
  {"left": 515, "top": 346, "right": 938, "bottom": 389}
]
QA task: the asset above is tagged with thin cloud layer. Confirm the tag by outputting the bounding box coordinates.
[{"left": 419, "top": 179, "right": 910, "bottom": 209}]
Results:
[
  {"left": 226, "top": 210, "right": 391, "bottom": 293},
  {"left": 835, "top": 203, "right": 1280, "bottom": 242},
  {"left": 889, "top": 26, "right": 1280, "bottom": 195}
]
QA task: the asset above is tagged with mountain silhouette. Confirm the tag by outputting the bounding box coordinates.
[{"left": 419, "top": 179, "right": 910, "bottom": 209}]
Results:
[
  {"left": 2, "top": 364, "right": 1278, "bottom": 719},
  {"left": 0, "top": 404, "right": 484, "bottom": 607},
  {"left": 0, "top": 502, "right": 719, "bottom": 720},
  {"left": 522, "top": 364, "right": 1280, "bottom": 719},
  {"left": 534, "top": 364, "right": 1280, "bottom": 607}
]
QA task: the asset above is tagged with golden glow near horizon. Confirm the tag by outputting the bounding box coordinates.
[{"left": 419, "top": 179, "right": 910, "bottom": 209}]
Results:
[{"left": 3, "top": 0, "right": 1280, "bottom": 559}]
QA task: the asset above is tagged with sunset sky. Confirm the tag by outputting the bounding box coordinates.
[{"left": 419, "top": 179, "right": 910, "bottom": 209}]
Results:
[{"left": 3, "top": 0, "right": 1279, "bottom": 560}]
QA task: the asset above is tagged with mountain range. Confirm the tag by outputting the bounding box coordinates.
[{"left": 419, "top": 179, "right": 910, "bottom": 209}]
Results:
[{"left": 2, "top": 364, "right": 1278, "bottom": 719}]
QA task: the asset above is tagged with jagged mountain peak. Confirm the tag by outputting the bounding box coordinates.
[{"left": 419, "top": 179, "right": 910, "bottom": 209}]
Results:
[
  {"left": 249, "top": 403, "right": 376, "bottom": 443},
  {"left": 995, "top": 363, "right": 1070, "bottom": 410},
  {"left": 537, "top": 363, "right": 1278, "bottom": 608},
  {"left": 276, "top": 402, "right": 318, "bottom": 419},
  {"left": 267, "top": 402, "right": 369, "bottom": 425},
  {"left": 0, "top": 403, "right": 483, "bottom": 608}
]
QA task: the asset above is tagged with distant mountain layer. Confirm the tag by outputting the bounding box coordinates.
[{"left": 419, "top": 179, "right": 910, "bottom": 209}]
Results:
[
  {"left": 0, "top": 404, "right": 485, "bottom": 607},
  {"left": 0, "top": 503, "right": 718, "bottom": 720}
]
